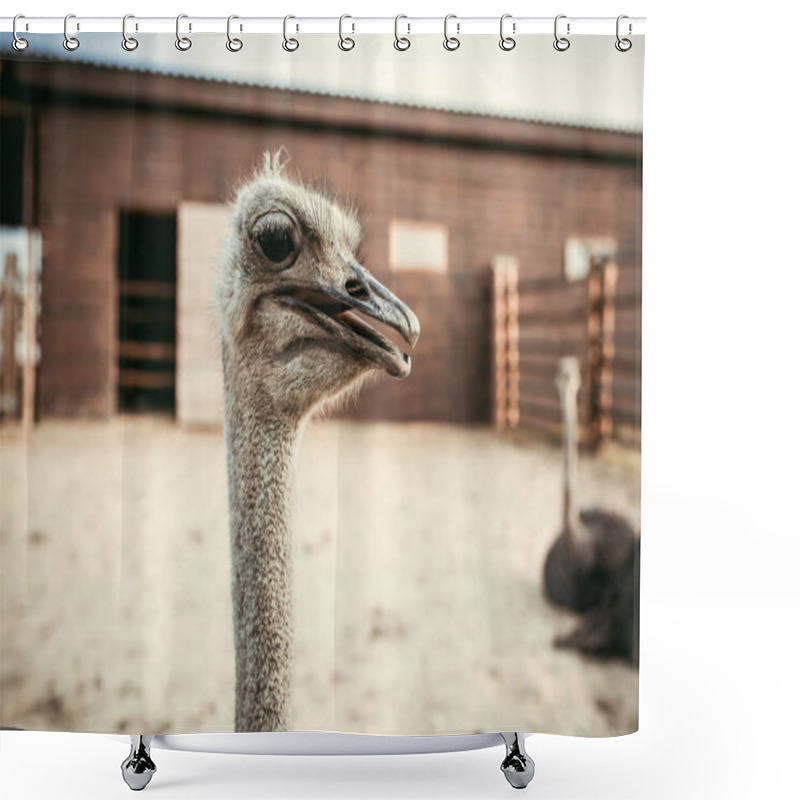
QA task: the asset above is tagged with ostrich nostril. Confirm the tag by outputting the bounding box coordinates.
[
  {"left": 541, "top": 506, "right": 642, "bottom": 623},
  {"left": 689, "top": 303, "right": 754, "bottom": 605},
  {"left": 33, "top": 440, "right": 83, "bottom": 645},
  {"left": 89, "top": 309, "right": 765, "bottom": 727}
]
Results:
[{"left": 345, "top": 278, "right": 370, "bottom": 300}]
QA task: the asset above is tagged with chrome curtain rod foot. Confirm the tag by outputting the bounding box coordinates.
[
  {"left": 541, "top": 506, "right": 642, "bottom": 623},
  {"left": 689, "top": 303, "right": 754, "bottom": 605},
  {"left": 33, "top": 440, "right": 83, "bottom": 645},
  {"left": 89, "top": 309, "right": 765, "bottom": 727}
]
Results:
[
  {"left": 121, "top": 735, "right": 157, "bottom": 791},
  {"left": 500, "top": 732, "right": 535, "bottom": 789}
]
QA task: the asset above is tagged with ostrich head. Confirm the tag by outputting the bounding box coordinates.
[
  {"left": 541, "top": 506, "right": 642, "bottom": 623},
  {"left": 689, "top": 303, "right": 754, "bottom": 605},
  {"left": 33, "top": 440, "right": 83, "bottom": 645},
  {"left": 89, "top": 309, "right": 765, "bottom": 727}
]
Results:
[{"left": 216, "top": 152, "right": 420, "bottom": 420}]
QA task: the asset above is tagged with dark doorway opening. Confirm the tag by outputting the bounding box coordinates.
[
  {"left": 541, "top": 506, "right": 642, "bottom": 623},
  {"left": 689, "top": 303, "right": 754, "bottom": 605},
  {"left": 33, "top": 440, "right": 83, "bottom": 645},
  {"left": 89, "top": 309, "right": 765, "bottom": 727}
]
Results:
[
  {"left": 117, "top": 211, "right": 177, "bottom": 414},
  {"left": 0, "top": 117, "right": 26, "bottom": 226}
]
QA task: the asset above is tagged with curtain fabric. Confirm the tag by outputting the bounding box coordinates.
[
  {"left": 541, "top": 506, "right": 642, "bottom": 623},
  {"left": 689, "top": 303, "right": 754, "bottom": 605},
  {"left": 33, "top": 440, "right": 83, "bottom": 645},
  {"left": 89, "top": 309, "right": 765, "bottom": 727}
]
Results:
[{"left": 0, "top": 32, "right": 643, "bottom": 737}]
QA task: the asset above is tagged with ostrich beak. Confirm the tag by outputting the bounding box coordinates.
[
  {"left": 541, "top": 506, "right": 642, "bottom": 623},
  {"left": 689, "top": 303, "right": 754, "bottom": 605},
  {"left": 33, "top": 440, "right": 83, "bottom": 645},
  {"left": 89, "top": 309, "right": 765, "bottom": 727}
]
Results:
[
  {"left": 272, "top": 262, "right": 420, "bottom": 378},
  {"left": 345, "top": 262, "right": 420, "bottom": 350}
]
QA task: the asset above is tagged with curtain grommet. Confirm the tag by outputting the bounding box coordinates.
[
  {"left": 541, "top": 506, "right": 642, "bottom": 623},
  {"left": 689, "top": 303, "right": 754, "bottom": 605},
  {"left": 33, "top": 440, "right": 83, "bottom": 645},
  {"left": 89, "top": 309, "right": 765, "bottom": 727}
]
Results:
[
  {"left": 122, "top": 14, "right": 139, "bottom": 51},
  {"left": 282, "top": 15, "right": 299, "bottom": 52},
  {"left": 615, "top": 15, "right": 632, "bottom": 51},
  {"left": 394, "top": 14, "right": 411, "bottom": 51},
  {"left": 338, "top": 14, "right": 355, "bottom": 51},
  {"left": 553, "top": 14, "right": 570, "bottom": 52},
  {"left": 12, "top": 14, "right": 29, "bottom": 51},
  {"left": 226, "top": 15, "right": 243, "bottom": 52},
  {"left": 443, "top": 14, "right": 460, "bottom": 51},
  {"left": 175, "top": 14, "right": 192, "bottom": 51},
  {"left": 499, "top": 14, "right": 516, "bottom": 51},
  {"left": 63, "top": 13, "right": 80, "bottom": 51}
]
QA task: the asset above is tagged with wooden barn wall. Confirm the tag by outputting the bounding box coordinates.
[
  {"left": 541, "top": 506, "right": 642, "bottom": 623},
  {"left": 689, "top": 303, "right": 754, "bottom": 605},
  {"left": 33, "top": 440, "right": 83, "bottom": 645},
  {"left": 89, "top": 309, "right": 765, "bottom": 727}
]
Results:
[{"left": 4, "top": 62, "right": 641, "bottom": 429}]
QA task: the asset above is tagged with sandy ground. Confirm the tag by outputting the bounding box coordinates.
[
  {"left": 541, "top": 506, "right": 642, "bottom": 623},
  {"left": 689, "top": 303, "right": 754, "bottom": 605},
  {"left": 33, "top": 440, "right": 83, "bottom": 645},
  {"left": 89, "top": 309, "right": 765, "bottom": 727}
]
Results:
[{"left": 0, "top": 418, "right": 639, "bottom": 737}]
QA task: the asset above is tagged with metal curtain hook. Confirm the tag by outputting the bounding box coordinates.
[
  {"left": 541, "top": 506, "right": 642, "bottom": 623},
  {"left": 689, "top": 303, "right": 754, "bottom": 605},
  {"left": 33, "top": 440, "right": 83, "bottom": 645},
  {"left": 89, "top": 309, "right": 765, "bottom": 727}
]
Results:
[
  {"left": 338, "top": 14, "right": 355, "bottom": 51},
  {"left": 176, "top": 14, "right": 192, "bottom": 51},
  {"left": 63, "top": 13, "right": 80, "bottom": 51},
  {"left": 122, "top": 14, "right": 139, "bottom": 51},
  {"left": 394, "top": 14, "right": 410, "bottom": 51},
  {"left": 499, "top": 14, "right": 516, "bottom": 51},
  {"left": 227, "top": 15, "right": 243, "bottom": 51},
  {"left": 553, "top": 14, "right": 570, "bottom": 52},
  {"left": 283, "top": 15, "right": 299, "bottom": 52},
  {"left": 443, "top": 14, "right": 460, "bottom": 51},
  {"left": 615, "top": 14, "right": 632, "bottom": 51},
  {"left": 12, "top": 14, "right": 29, "bottom": 51}
]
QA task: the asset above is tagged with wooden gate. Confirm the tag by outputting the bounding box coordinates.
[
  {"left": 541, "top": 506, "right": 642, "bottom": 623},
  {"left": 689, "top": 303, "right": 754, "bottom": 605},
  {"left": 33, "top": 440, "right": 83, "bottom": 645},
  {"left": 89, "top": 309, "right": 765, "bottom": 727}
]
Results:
[{"left": 492, "top": 252, "right": 618, "bottom": 448}]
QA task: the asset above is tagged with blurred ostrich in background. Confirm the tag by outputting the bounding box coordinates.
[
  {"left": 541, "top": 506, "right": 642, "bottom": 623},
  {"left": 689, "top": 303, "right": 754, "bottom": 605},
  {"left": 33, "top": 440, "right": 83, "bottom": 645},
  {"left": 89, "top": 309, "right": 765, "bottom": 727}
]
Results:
[
  {"left": 556, "top": 536, "right": 640, "bottom": 666},
  {"left": 543, "top": 357, "right": 639, "bottom": 665}
]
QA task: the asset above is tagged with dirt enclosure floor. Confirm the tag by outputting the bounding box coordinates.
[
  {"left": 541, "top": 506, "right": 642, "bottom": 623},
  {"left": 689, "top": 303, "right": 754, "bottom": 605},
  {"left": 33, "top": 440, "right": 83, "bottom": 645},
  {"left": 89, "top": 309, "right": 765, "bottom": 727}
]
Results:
[{"left": 1, "top": 418, "right": 639, "bottom": 737}]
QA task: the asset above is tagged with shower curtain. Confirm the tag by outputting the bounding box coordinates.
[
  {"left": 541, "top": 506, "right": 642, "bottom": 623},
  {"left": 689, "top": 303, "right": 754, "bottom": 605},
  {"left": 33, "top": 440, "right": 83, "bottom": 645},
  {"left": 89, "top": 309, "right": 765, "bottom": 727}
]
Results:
[{"left": 0, "top": 26, "right": 643, "bottom": 738}]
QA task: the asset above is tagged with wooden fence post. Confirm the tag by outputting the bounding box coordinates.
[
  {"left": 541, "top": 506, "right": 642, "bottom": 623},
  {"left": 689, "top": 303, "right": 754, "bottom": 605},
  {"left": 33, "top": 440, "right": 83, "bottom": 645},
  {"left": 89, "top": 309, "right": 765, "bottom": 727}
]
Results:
[
  {"left": 22, "top": 232, "right": 38, "bottom": 426},
  {"left": 1, "top": 254, "right": 21, "bottom": 418},
  {"left": 491, "top": 256, "right": 520, "bottom": 429},
  {"left": 587, "top": 256, "right": 618, "bottom": 447}
]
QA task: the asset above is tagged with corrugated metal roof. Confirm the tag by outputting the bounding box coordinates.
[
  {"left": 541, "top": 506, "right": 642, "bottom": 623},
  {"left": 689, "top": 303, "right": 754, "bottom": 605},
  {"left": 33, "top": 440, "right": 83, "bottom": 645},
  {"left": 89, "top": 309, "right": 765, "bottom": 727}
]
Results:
[{"left": 1, "top": 32, "right": 643, "bottom": 133}]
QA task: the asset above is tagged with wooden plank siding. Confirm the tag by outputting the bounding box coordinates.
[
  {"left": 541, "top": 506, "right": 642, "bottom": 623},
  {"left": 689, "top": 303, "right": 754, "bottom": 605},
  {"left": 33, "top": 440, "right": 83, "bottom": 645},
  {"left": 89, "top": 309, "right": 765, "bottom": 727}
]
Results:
[
  {"left": 518, "top": 271, "right": 597, "bottom": 444},
  {"left": 493, "top": 254, "right": 636, "bottom": 447}
]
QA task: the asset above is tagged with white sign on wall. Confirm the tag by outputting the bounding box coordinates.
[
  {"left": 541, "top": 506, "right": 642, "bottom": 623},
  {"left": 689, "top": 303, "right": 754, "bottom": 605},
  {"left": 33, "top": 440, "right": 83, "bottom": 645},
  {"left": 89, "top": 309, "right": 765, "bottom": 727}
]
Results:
[{"left": 389, "top": 220, "right": 448, "bottom": 273}]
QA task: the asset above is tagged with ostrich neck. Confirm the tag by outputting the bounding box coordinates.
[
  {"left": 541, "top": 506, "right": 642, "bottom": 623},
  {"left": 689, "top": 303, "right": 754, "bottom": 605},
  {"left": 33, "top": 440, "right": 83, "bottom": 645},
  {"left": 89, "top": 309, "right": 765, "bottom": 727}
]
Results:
[
  {"left": 223, "top": 368, "right": 300, "bottom": 732},
  {"left": 560, "top": 381, "right": 589, "bottom": 552}
]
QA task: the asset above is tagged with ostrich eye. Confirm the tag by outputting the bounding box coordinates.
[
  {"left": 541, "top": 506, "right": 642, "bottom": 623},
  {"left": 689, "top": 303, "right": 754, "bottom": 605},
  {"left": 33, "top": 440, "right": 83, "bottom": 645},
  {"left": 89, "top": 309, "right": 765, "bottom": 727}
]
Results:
[
  {"left": 252, "top": 212, "right": 299, "bottom": 270},
  {"left": 258, "top": 228, "right": 292, "bottom": 263}
]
